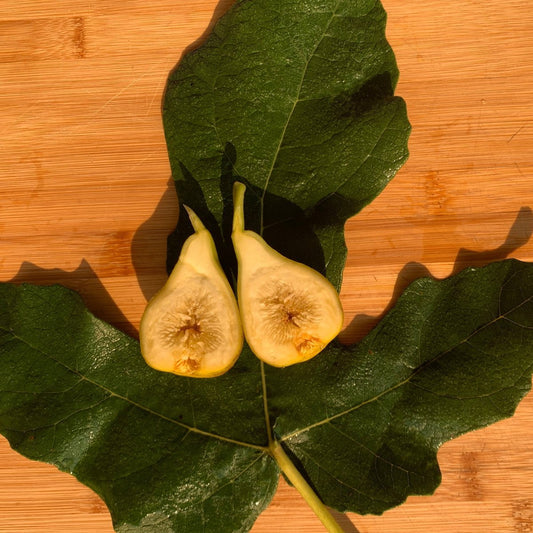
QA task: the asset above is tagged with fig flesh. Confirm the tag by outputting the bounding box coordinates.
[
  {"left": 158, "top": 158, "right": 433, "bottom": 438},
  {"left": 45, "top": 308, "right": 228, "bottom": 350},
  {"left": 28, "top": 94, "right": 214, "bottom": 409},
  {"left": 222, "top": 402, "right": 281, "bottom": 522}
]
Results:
[
  {"left": 139, "top": 206, "right": 243, "bottom": 377},
  {"left": 231, "top": 182, "right": 343, "bottom": 367}
]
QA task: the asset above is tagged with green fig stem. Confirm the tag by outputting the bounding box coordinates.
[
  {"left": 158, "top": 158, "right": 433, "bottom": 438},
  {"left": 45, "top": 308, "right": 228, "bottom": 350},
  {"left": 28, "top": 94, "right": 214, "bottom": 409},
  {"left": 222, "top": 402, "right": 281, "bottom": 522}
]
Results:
[
  {"left": 269, "top": 440, "right": 344, "bottom": 533},
  {"left": 183, "top": 205, "right": 206, "bottom": 233},
  {"left": 232, "top": 181, "right": 246, "bottom": 234}
]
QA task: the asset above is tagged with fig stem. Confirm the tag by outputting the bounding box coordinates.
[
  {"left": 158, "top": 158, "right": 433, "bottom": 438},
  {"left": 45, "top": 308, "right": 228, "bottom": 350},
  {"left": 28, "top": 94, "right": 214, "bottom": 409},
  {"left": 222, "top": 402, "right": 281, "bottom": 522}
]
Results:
[
  {"left": 232, "top": 181, "right": 246, "bottom": 234},
  {"left": 183, "top": 205, "right": 206, "bottom": 233},
  {"left": 269, "top": 440, "right": 344, "bottom": 533}
]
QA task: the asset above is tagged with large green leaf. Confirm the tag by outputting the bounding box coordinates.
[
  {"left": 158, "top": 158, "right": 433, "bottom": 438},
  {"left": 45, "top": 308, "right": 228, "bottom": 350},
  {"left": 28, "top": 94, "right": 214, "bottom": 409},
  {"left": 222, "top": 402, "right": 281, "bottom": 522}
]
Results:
[
  {"left": 163, "top": 0, "right": 410, "bottom": 287},
  {"left": 0, "top": 283, "right": 278, "bottom": 532},
  {"left": 268, "top": 259, "right": 533, "bottom": 513},
  {"left": 1, "top": 260, "right": 532, "bottom": 531}
]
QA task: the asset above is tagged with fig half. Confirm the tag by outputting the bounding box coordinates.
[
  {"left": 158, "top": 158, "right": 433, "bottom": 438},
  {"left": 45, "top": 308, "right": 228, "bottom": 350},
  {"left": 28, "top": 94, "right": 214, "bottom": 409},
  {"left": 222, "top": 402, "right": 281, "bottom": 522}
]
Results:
[
  {"left": 231, "top": 182, "right": 343, "bottom": 367},
  {"left": 139, "top": 206, "right": 243, "bottom": 377}
]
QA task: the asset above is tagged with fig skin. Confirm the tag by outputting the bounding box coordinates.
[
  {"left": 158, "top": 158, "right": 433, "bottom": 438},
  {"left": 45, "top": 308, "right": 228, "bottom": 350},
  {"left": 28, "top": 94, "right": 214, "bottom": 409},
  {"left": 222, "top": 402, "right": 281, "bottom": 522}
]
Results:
[
  {"left": 231, "top": 182, "right": 344, "bottom": 367},
  {"left": 139, "top": 206, "right": 243, "bottom": 378}
]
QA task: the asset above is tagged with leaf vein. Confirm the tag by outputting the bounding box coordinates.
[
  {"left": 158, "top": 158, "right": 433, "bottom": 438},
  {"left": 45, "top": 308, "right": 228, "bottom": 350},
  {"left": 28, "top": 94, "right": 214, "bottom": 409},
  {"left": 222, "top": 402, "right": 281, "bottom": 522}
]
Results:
[
  {"left": 328, "top": 423, "right": 418, "bottom": 477},
  {"left": 2, "top": 327, "right": 266, "bottom": 452},
  {"left": 294, "top": 446, "right": 397, "bottom": 505},
  {"left": 280, "top": 293, "right": 533, "bottom": 441}
]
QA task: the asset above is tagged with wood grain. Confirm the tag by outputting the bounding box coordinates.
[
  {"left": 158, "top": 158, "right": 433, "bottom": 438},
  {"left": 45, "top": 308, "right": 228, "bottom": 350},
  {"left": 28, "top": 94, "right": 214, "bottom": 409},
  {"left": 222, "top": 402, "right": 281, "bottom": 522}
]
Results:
[{"left": 0, "top": 0, "right": 532, "bottom": 531}]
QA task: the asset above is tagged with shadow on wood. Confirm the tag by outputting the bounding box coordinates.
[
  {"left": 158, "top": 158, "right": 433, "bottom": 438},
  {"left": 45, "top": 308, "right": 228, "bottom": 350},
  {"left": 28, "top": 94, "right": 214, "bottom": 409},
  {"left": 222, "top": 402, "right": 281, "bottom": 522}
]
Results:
[
  {"left": 6, "top": 259, "right": 137, "bottom": 339},
  {"left": 330, "top": 509, "right": 362, "bottom": 533},
  {"left": 341, "top": 206, "right": 533, "bottom": 344},
  {"left": 130, "top": 177, "right": 179, "bottom": 302}
]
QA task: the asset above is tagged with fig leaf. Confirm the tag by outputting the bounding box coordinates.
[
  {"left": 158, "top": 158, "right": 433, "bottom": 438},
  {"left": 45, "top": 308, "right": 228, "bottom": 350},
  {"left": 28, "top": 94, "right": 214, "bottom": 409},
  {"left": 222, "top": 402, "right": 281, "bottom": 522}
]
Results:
[
  {"left": 1, "top": 261, "right": 533, "bottom": 531},
  {"left": 163, "top": 0, "right": 410, "bottom": 289}
]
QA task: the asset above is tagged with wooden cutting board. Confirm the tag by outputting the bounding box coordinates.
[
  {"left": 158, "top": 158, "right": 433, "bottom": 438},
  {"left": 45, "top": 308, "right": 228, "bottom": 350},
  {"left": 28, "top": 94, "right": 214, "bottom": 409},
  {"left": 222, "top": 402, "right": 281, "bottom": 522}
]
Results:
[{"left": 0, "top": 1, "right": 531, "bottom": 531}]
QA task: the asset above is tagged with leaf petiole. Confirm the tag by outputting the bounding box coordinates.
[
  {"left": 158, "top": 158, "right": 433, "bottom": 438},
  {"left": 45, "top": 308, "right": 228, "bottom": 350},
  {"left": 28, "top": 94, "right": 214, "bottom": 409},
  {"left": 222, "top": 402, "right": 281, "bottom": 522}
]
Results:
[{"left": 269, "top": 440, "right": 344, "bottom": 533}]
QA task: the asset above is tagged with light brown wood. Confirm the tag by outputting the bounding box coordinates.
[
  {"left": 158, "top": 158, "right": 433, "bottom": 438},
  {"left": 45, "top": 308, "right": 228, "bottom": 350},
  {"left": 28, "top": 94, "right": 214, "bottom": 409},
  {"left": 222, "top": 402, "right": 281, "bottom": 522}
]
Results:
[{"left": 0, "top": 0, "right": 532, "bottom": 531}]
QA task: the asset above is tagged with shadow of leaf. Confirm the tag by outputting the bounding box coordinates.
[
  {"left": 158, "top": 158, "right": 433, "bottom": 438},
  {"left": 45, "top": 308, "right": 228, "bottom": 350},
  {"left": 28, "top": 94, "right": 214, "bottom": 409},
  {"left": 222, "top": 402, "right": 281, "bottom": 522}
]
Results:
[
  {"left": 130, "top": 177, "right": 179, "bottom": 301},
  {"left": 7, "top": 259, "right": 137, "bottom": 339},
  {"left": 452, "top": 206, "right": 533, "bottom": 274},
  {"left": 341, "top": 206, "right": 533, "bottom": 344},
  {"left": 180, "top": 0, "right": 236, "bottom": 58}
]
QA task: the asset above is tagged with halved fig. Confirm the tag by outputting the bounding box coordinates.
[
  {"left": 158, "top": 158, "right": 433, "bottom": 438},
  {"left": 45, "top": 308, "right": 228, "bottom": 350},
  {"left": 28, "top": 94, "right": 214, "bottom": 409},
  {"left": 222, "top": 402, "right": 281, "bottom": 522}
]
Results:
[
  {"left": 139, "top": 206, "right": 242, "bottom": 377},
  {"left": 231, "top": 181, "right": 343, "bottom": 367}
]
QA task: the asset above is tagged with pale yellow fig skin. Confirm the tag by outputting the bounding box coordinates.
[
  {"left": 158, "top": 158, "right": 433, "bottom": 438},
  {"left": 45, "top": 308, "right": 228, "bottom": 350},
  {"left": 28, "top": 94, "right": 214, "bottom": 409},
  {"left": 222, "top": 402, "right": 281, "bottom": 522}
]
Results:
[
  {"left": 139, "top": 206, "right": 243, "bottom": 378},
  {"left": 231, "top": 182, "right": 343, "bottom": 367}
]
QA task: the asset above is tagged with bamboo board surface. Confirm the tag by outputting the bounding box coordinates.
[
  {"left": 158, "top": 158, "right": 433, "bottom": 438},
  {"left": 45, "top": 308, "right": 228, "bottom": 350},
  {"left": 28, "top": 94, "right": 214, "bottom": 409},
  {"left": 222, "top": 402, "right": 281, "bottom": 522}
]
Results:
[{"left": 0, "top": 0, "right": 532, "bottom": 531}]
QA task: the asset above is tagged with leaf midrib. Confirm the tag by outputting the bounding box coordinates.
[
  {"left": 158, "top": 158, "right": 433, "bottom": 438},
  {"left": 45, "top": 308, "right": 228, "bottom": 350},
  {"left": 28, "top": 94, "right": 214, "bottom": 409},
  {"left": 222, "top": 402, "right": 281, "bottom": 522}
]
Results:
[
  {"left": 258, "top": 0, "right": 342, "bottom": 235},
  {"left": 255, "top": 1, "right": 343, "bottom": 453}
]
